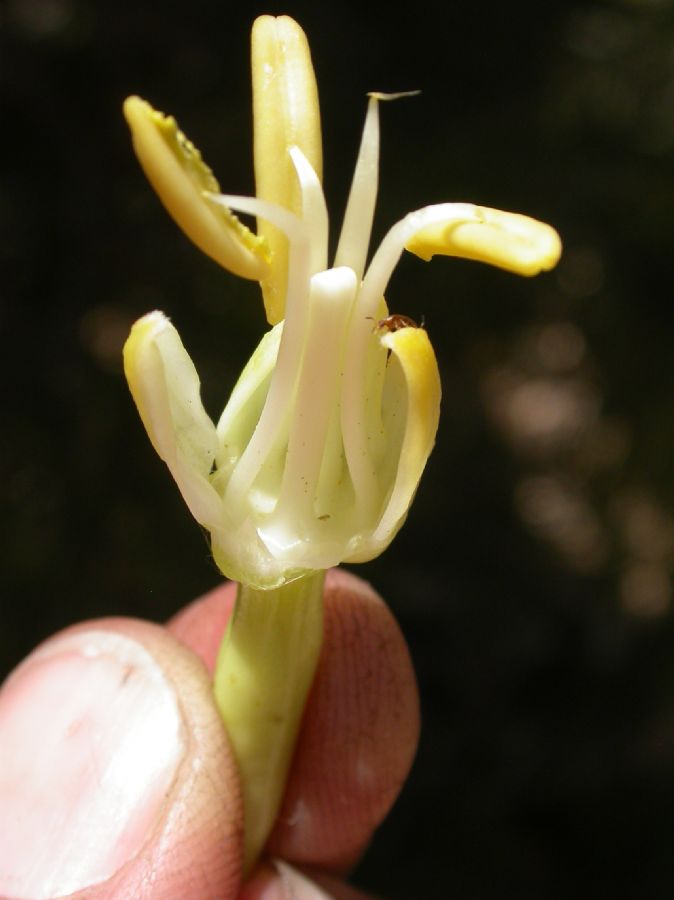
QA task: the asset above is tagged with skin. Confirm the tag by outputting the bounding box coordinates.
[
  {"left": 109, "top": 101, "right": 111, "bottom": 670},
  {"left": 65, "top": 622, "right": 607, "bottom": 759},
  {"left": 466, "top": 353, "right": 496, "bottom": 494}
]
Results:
[{"left": 0, "top": 569, "right": 419, "bottom": 899}]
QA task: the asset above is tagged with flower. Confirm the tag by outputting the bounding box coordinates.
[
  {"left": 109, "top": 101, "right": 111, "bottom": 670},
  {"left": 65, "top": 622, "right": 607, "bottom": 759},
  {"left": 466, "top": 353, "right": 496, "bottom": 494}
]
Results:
[{"left": 123, "top": 15, "right": 561, "bottom": 590}]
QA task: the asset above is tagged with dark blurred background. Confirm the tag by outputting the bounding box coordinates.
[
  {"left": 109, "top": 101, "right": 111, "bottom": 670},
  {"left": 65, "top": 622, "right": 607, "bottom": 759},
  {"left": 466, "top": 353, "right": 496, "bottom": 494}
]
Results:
[{"left": 2, "top": 0, "right": 674, "bottom": 896}]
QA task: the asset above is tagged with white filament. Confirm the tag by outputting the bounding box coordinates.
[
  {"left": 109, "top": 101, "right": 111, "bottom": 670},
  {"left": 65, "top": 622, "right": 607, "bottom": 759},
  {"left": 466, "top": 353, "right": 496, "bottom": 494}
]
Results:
[
  {"left": 288, "top": 147, "right": 329, "bottom": 276},
  {"left": 334, "top": 96, "right": 380, "bottom": 282},
  {"left": 211, "top": 192, "right": 314, "bottom": 512}
]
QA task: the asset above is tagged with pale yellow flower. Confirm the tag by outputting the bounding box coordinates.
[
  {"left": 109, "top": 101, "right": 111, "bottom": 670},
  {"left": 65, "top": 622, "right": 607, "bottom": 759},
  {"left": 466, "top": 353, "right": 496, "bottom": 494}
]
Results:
[{"left": 122, "top": 15, "right": 560, "bottom": 590}]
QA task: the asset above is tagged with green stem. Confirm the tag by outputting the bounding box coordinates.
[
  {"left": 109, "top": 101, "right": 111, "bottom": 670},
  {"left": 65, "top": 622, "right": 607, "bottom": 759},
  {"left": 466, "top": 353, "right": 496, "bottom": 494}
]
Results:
[{"left": 213, "top": 569, "right": 325, "bottom": 873}]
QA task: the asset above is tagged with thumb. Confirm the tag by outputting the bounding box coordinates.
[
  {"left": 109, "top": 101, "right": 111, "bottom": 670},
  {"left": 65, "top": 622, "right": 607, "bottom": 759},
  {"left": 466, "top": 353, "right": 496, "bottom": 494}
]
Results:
[{"left": 0, "top": 618, "right": 242, "bottom": 900}]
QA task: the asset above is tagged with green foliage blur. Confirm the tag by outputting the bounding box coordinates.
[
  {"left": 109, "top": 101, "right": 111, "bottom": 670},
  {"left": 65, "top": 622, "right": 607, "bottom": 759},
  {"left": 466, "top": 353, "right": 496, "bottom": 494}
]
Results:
[{"left": 2, "top": 0, "right": 674, "bottom": 896}]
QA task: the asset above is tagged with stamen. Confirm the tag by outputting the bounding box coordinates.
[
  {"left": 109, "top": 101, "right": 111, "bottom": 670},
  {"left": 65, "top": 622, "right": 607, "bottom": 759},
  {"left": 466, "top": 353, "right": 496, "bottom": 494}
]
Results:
[
  {"left": 359, "top": 203, "right": 478, "bottom": 321},
  {"left": 207, "top": 193, "right": 303, "bottom": 246},
  {"left": 334, "top": 96, "right": 380, "bottom": 281},
  {"left": 210, "top": 192, "right": 311, "bottom": 336},
  {"left": 334, "top": 91, "right": 420, "bottom": 280}
]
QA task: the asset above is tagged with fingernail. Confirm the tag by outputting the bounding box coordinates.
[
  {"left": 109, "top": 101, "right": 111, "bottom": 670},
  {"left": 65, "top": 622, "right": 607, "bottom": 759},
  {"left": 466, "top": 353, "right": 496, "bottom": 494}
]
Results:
[
  {"left": 0, "top": 629, "right": 186, "bottom": 899},
  {"left": 272, "top": 860, "right": 333, "bottom": 899},
  {"left": 241, "top": 861, "right": 334, "bottom": 899}
]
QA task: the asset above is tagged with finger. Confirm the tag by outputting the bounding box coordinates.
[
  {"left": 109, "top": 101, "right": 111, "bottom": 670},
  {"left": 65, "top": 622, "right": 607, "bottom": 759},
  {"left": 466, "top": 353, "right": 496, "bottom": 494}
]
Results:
[
  {"left": 266, "top": 568, "right": 420, "bottom": 872},
  {"left": 0, "top": 618, "right": 243, "bottom": 900},
  {"left": 241, "top": 861, "right": 378, "bottom": 899}
]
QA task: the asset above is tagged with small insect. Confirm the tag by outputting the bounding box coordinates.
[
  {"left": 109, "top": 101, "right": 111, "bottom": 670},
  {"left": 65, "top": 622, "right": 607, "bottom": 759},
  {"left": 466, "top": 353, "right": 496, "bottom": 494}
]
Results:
[{"left": 371, "top": 313, "right": 420, "bottom": 332}]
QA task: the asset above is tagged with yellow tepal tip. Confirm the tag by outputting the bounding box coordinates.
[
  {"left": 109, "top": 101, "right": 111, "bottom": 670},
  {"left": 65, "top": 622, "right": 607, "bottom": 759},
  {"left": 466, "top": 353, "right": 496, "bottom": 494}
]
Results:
[
  {"left": 405, "top": 205, "right": 562, "bottom": 277},
  {"left": 123, "top": 96, "right": 270, "bottom": 281}
]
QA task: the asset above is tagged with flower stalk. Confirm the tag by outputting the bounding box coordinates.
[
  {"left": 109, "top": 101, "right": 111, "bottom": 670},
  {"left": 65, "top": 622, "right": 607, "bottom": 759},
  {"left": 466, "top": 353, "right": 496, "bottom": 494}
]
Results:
[{"left": 214, "top": 571, "right": 324, "bottom": 872}]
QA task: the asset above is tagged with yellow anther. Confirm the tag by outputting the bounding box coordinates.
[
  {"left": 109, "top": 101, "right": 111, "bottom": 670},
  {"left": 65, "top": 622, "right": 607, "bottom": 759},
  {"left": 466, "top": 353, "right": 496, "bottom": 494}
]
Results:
[{"left": 123, "top": 96, "right": 270, "bottom": 281}]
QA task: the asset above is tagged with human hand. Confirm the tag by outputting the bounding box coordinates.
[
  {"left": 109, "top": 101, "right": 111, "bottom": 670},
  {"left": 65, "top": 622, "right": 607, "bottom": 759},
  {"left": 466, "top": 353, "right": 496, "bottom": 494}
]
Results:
[{"left": 0, "top": 569, "right": 419, "bottom": 899}]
